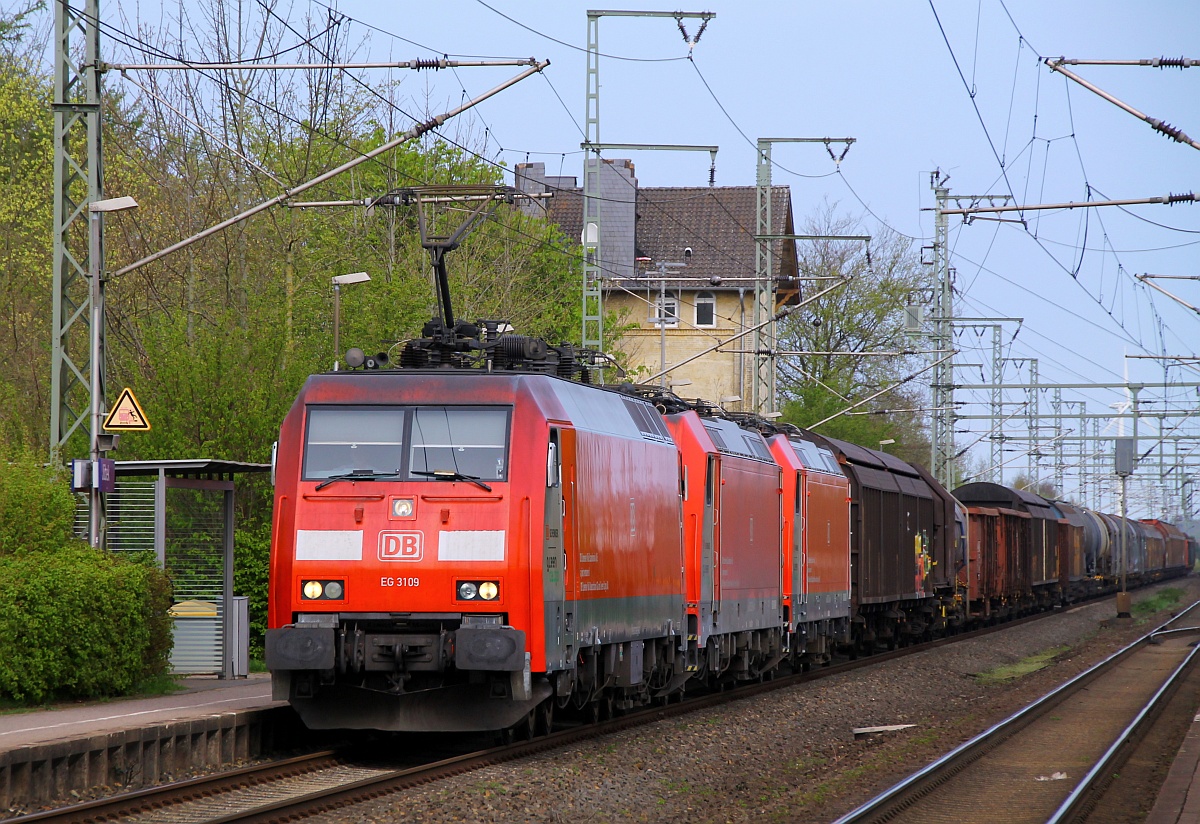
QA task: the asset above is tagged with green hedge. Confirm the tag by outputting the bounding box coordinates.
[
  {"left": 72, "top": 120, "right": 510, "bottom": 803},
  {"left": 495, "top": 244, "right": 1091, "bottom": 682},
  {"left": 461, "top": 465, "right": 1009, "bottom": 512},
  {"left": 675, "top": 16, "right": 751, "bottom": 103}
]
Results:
[
  {"left": 0, "top": 545, "right": 172, "bottom": 702},
  {"left": 0, "top": 452, "right": 173, "bottom": 703},
  {"left": 0, "top": 454, "right": 79, "bottom": 555}
]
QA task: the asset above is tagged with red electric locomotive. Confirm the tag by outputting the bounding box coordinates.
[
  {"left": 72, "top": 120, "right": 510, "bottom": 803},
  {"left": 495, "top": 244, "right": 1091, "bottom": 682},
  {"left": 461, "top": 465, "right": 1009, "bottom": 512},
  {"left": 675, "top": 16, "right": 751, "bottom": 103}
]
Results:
[
  {"left": 662, "top": 409, "right": 784, "bottom": 681},
  {"left": 266, "top": 365, "right": 689, "bottom": 732},
  {"left": 766, "top": 430, "right": 851, "bottom": 666}
]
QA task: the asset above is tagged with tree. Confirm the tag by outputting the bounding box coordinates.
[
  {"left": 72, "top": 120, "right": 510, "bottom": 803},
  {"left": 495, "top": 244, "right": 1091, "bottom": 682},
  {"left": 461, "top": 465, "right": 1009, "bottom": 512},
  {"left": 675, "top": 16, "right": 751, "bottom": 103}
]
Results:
[
  {"left": 0, "top": 12, "right": 52, "bottom": 451},
  {"left": 776, "top": 204, "right": 935, "bottom": 467},
  {"left": 1012, "top": 474, "right": 1060, "bottom": 501}
]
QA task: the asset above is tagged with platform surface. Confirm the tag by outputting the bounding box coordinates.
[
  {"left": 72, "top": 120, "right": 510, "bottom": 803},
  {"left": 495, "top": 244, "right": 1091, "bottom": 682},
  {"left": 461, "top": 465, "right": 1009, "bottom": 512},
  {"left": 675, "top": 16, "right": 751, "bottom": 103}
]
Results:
[
  {"left": 1147, "top": 706, "right": 1200, "bottom": 824},
  {"left": 0, "top": 673, "right": 278, "bottom": 753}
]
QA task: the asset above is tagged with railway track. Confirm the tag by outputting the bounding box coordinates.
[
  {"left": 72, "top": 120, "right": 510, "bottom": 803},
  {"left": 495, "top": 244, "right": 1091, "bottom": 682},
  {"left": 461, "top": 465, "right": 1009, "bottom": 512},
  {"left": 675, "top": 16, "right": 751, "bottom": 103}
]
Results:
[
  {"left": 4, "top": 597, "right": 1162, "bottom": 824},
  {"left": 833, "top": 597, "right": 1200, "bottom": 824}
]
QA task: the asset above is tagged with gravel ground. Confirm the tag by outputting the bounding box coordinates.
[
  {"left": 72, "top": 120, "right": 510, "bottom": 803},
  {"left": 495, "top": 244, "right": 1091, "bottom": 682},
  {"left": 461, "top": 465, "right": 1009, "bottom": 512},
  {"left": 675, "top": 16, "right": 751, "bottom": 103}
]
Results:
[{"left": 311, "top": 578, "right": 1200, "bottom": 824}]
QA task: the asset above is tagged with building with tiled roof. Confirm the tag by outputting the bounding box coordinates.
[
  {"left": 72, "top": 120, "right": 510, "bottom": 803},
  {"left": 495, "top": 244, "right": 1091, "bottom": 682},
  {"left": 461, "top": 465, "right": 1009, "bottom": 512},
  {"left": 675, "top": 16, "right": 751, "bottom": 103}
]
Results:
[{"left": 515, "top": 160, "right": 798, "bottom": 406}]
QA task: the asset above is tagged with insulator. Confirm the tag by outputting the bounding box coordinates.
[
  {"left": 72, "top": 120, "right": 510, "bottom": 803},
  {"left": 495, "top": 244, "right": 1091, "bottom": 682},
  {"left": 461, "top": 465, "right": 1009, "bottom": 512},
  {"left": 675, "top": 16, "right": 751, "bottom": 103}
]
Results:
[
  {"left": 1149, "top": 118, "right": 1189, "bottom": 144},
  {"left": 1166, "top": 192, "right": 1197, "bottom": 205},
  {"left": 413, "top": 58, "right": 444, "bottom": 71},
  {"left": 1154, "top": 56, "right": 1195, "bottom": 69}
]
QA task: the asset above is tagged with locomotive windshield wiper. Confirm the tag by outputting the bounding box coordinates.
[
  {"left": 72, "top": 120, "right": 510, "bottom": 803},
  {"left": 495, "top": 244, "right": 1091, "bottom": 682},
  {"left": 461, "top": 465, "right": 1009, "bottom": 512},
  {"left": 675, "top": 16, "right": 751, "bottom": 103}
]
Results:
[
  {"left": 315, "top": 468, "right": 401, "bottom": 491},
  {"left": 411, "top": 469, "right": 492, "bottom": 492}
]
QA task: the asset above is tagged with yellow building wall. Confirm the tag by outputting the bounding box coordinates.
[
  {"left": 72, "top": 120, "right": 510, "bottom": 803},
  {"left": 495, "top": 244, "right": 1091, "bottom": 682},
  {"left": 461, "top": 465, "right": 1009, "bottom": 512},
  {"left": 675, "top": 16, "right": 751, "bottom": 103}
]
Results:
[{"left": 607, "top": 290, "right": 754, "bottom": 410}]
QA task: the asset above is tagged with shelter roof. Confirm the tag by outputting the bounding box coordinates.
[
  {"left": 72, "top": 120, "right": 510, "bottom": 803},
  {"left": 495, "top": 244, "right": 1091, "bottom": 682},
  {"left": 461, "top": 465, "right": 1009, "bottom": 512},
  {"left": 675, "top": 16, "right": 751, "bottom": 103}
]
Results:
[{"left": 114, "top": 459, "right": 270, "bottom": 479}]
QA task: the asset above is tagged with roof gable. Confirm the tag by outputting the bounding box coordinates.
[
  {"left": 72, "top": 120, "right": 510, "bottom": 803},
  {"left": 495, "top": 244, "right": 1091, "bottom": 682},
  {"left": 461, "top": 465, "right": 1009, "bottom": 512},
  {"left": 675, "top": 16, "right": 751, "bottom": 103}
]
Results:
[{"left": 516, "top": 162, "right": 798, "bottom": 288}]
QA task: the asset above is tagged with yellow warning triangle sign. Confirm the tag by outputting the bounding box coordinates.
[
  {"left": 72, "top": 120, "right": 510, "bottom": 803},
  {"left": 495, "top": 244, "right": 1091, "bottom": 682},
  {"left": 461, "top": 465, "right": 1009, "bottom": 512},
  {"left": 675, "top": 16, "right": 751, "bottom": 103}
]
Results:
[{"left": 103, "top": 387, "right": 151, "bottom": 431}]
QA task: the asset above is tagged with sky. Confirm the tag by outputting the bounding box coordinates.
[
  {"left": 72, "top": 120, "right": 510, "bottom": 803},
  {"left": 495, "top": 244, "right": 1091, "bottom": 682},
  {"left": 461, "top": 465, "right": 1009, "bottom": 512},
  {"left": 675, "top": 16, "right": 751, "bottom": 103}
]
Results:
[{"left": 74, "top": 1, "right": 1200, "bottom": 512}]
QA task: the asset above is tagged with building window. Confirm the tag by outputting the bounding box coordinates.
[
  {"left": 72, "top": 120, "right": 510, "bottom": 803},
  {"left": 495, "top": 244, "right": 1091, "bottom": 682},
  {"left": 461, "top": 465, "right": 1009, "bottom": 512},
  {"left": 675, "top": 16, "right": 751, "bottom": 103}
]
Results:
[
  {"left": 651, "top": 290, "right": 679, "bottom": 326},
  {"left": 695, "top": 291, "right": 716, "bottom": 327}
]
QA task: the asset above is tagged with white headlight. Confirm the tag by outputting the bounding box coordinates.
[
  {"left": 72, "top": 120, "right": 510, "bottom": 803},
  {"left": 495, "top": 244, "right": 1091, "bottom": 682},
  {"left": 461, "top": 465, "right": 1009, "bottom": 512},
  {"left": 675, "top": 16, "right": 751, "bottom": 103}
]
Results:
[
  {"left": 478, "top": 581, "right": 499, "bottom": 600},
  {"left": 303, "top": 580, "right": 324, "bottom": 599}
]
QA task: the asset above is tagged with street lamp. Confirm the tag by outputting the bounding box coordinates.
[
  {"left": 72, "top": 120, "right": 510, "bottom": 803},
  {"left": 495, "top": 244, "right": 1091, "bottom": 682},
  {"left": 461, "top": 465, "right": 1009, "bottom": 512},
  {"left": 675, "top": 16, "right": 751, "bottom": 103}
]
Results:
[
  {"left": 88, "top": 195, "right": 139, "bottom": 549},
  {"left": 332, "top": 272, "right": 370, "bottom": 370},
  {"left": 879, "top": 438, "right": 896, "bottom": 452}
]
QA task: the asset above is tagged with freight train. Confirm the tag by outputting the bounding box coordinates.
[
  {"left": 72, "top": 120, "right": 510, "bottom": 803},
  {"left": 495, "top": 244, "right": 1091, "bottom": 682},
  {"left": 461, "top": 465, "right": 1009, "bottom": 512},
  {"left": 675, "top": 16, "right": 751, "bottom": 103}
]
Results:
[
  {"left": 263, "top": 326, "right": 1192, "bottom": 734},
  {"left": 264, "top": 186, "right": 1191, "bottom": 733}
]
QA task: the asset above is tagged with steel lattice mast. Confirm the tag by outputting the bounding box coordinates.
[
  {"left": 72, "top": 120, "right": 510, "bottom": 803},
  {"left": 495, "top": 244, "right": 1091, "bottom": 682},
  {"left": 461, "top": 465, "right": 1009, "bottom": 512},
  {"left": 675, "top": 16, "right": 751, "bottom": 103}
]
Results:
[{"left": 51, "top": 0, "right": 104, "bottom": 459}]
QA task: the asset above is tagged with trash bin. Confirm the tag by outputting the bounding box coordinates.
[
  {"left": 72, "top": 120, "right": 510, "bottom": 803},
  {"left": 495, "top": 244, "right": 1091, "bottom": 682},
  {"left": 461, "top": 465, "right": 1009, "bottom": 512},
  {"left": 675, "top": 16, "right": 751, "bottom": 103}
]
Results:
[
  {"left": 168, "top": 599, "right": 222, "bottom": 675},
  {"left": 230, "top": 595, "right": 250, "bottom": 678}
]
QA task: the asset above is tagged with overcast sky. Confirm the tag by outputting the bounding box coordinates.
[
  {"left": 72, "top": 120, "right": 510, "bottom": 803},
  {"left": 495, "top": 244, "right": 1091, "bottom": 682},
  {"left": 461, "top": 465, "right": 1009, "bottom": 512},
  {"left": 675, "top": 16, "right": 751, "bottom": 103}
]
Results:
[{"left": 96, "top": 0, "right": 1200, "bottom": 509}]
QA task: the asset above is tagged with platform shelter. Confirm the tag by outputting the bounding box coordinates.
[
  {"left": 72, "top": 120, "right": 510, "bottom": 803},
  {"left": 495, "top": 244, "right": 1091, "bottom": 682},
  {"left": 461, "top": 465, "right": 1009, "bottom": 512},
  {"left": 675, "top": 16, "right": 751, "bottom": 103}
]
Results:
[{"left": 78, "top": 459, "right": 270, "bottom": 678}]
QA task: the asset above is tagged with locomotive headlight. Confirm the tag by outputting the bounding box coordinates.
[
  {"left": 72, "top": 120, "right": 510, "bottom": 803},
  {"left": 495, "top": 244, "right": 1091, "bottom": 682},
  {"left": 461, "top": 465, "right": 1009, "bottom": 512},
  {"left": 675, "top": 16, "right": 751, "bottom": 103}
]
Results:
[
  {"left": 391, "top": 497, "right": 415, "bottom": 518},
  {"left": 478, "top": 581, "right": 499, "bottom": 600},
  {"left": 301, "top": 579, "right": 345, "bottom": 600},
  {"left": 458, "top": 581, "right": 478, "bottom": 600}
]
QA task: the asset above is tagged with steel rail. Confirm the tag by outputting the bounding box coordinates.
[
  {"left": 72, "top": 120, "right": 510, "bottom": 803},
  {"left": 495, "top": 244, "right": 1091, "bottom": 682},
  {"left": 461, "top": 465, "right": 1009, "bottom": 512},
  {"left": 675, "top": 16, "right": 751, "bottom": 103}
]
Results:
[
  {"left": 1046, "top": 635, "right": 1200, "bottom": 823},
  {"left": 831, "top": 597, "right": 1200, "bottom": 824},
  {"left": 17, "top": 586, "right": 1175, "bottom": 824},
  {"left": 3, "top": 749, "right": 343, "bottom": 824}
]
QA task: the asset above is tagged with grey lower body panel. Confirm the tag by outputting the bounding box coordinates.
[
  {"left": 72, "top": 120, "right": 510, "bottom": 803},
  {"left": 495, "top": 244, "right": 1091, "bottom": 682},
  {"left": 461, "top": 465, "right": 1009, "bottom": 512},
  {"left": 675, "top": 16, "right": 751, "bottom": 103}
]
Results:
[
  {"left": 573, "top": 593, "right": 685, "bottom": 646},
  {"left": 288, "top": 680, "right": 554, "bottom": 732},
  {"left": 795, "top": 591, "right": 851, "bottom": 624},
  {"left": 708, "top": 596, "right": 783, "bottom": 634}
]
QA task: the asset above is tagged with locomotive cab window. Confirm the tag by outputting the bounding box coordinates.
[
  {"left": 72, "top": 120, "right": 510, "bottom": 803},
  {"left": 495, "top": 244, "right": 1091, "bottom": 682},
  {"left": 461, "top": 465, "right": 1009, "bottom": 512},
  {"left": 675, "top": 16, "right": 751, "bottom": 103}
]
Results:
[
  {"left": 409, "top": 407, "right": 511, "bottom": 481},
  {"left": 303, "top": 407, "right": 406, "bottom": 479},
  {"left": 302, "top": 405, "right": 510, "bottom": 482}
]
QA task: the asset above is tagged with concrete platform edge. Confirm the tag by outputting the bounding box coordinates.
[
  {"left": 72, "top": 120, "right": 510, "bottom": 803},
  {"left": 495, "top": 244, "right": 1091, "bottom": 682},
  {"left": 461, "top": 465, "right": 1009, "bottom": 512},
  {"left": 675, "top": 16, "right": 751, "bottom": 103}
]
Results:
[
  {"left": 0, "top": 705, "right": 306, "bottom": 811},
  {"left": 1146, "top": 710, "right": 1200, "bottom": 824}
]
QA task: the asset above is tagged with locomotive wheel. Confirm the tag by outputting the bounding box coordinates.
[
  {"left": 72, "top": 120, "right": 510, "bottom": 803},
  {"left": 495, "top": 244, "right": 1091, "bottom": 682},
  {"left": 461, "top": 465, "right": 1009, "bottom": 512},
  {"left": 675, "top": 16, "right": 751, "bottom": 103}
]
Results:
[
  {"left": 495, "top": 711, "right": 535, "bottom": 745},
  {"left": 519, "top": 709, "right": 536, "bottom": 741},
  {"left": 536, "top": 699, "right": 555, "bottom": 736}
]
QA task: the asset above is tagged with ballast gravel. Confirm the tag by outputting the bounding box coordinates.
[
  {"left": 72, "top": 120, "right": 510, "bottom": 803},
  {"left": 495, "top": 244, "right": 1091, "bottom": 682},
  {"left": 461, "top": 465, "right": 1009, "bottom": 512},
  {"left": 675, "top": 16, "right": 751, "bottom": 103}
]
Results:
[{"left": 311, "top": 578, "right": 1200, "bottom": 824}]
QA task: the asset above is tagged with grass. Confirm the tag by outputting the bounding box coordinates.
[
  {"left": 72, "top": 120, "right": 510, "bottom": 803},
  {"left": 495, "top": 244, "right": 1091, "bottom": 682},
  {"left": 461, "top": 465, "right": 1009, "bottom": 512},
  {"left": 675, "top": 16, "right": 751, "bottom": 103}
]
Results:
[
  {"left": 0, "top": 671, "right": 186, "bottom": 715},
  {"left": 132, "top": 672, "right": 189, "bottom": 696},
  {"left": 1132, "top": 586, "right": 1185, "bottom": 619},
  {"left": 973, "top": 645, "right": 1069, "bottom": 686}
]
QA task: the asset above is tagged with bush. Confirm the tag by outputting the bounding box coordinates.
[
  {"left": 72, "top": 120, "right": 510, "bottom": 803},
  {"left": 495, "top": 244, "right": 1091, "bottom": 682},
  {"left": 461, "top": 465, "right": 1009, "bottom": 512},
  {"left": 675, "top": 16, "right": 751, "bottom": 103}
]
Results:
[
  {"left": 0, "top": 545, "right": 173, "bottom": 702},
  {"left": 0, "top": 451, "right": 79, "bottom": 556},
  {"left": 234, "top": 521, "right": 271, "bottom": 659}
]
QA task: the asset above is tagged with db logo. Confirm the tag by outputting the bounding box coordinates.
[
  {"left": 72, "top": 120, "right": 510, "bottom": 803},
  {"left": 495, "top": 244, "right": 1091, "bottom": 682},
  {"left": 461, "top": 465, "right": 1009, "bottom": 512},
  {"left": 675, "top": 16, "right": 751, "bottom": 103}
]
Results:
[{"left": 379, "top": 532, "right": 423, "bottom": 561}]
